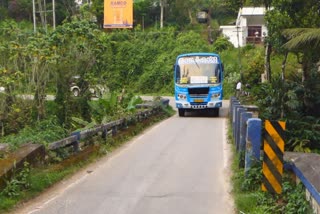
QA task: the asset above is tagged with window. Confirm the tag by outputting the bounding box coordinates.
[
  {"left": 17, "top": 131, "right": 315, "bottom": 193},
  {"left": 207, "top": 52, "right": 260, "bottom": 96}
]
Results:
[{"left": 247, "top": 26, "right": 262, "bottom": 44}]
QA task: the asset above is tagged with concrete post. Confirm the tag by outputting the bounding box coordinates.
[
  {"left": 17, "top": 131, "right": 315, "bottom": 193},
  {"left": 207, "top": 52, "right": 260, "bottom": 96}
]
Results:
[
  {"left": 112, "top": 126, "right": 117, "bottom": 137},
  {"left": 243, "top": 105, "right": 259, "bottom": 118},
  {"left": 236, "top": 106, "right": 246, "bottom": 151},
  {"left": 231, "top": 99, "right": 240, "bottom": 123},
  {"left": 245, "top": 118, "right": 262, "bottom": 175},
  {"left": 102, "top": 128, "right": 108, "bottom": 141},
  {"left": 229, "top": 97, "right": 237, "bottom": 117},
  {"left": 239, "top": 112, "right": 253, "bottom": 168},
  {"left": 232, "top": 103, "right": 241, "bottom": 139},
  {"left": 71, "top": 131, "right": 80, "bottom": 152}
]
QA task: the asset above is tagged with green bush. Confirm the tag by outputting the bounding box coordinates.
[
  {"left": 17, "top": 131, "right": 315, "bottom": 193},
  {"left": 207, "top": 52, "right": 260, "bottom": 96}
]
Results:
[
  {"left": 242, "top": 49, "right": 264, "bottom": 86},
  {"left": 1, "top": 99, "right": 33, "bottom": 136},
  {"left": 0, "top": 117, "right": 67, "bottom": 149},
  {"left": 233, "top": 161, "right": 312, "bottom": 213},
  {"left": 212, "top": 36, "right": 234, "bottom": 52},
  {"left": 0, "top": 162, "right": 30, "bottom": 198}
]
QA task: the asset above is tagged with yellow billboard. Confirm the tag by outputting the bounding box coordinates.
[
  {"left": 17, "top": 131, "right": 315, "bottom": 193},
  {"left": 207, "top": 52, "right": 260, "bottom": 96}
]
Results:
[{"left": 104, "top": 0, "right": 133, "bottom": 28}]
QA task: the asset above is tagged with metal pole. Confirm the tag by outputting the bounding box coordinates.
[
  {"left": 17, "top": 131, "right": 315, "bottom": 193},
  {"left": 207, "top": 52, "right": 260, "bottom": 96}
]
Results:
[
  {"left": 160, "top": 0, "right": 163, "bottom": 28},
  {"left": 44, "top": 0, "right": 47, "bottom": 33},
  {"left": 33, "top": 0, "right": 36, "bottom": 33},
  {"left": 237, "top": 25, "right": 242, "bottom": 81},
  {"left": 236, "top": 8, "right": 243, "bottom": 81},
  {"left": 52, "top": 0, "right": 56, "bottom": 29}
]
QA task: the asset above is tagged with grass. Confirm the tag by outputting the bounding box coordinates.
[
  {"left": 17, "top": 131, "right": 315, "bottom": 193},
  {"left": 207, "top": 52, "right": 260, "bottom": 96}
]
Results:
[
  {"left": 0, "top": 106, "right": 175, "bottom": 213},
  {"left": 228, "top": 120, "right": 313, "bottom": 214},
  {"left": 0, "top": 163, "right": 83, "bottom": 211}
]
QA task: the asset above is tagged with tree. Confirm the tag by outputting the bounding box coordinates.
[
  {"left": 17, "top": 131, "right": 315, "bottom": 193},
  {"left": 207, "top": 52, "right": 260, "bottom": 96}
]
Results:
[
  {"left": 248, "top": 0, "right": 273, "bottom": 82},
  {"left": 282, "top": 28, "right": 320, "bottom": 51},
  {"left": 159, "top": 0, "right": 166, "bottom": 28},
  {"left": 49, "top": 19, "right": 102, "bottom": 127},
  {"left": 282, "top": 28, "right": 320, "bottom": 82},
  {"left": 90, "top": 0, "right": 104, "bottom": 27},
  {"left": 133, "top": 0, "right": 159, "bottom": 29},
  {"left": 264, "top": 0, "right": 320, "bottom": 81}
]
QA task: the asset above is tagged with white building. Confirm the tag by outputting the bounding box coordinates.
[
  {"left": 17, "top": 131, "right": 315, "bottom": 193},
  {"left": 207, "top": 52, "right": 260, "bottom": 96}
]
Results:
[{"left": 220, "top": 7, "right": 269, "bottom": 47}]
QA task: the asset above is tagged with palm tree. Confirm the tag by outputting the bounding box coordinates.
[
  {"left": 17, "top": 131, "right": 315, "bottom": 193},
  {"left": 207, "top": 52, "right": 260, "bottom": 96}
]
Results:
[
  {"left": 282, "top": 28, "right": 320, "bottom": 82},
  {"left": 282, "top": 28, "right": 320, "bottom": 51},
  {"left": 282, "top": 28, "right": 320, "bottom": 116}
]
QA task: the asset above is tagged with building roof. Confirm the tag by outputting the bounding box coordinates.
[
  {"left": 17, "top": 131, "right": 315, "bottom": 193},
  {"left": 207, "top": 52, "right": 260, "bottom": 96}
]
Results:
[
  {"left": 240, "top": 7, "right": 267, "bottom": 16},
  {"left": 219, "top": 25, "right": 238, "bottom": 29}
]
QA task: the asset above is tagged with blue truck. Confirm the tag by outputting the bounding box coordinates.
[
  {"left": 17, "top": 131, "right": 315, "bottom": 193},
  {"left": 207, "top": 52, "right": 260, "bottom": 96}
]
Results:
[{"left": 174, "top": 53, "right": 224, "bottom": 117}]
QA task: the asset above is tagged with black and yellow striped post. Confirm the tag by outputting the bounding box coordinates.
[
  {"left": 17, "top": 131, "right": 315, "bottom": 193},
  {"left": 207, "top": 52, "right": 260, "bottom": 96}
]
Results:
[{"left": 262, "top": 120, "right": 286, "bottom": 194}]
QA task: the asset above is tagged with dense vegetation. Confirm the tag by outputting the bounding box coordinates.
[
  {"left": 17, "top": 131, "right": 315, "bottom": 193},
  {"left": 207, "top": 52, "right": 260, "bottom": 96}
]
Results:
[
  {"left": 0, "top": 0, "right": 319, "bottom": 213},
  {"left": 0, "top": 0, "right": 319, "bottom": 151},
  {"left": 231, "top": 149, "right": 312, "bottom": 213},
  {"left": 0, "top": 19, "right": 213, "bottom": 142}
]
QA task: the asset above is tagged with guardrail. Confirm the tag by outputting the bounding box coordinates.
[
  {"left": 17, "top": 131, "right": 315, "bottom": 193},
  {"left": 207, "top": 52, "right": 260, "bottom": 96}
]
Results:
[
  {"left": 0, "top": 98, "right": 170, "bottom": 191},
  {"left": 230, "top": 96, "right": 320, "bottom": 214},
  {"left": 48, "top": 104, "right": 164, "bottom": 153}
]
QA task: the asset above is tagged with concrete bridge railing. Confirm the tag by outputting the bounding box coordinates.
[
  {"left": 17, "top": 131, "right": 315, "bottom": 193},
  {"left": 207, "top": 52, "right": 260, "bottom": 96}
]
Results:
[
  {"left": 230, "top": 96, "right": 320, "bottom": 214},
  {"left": 0, "top": 98, "right": 170, "bottom": 191}
]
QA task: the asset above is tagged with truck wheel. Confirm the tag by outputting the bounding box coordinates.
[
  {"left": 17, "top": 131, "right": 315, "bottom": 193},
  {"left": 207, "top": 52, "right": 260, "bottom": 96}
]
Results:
[
  {"left": 213, "top": 108, "right": 219, "bottom": 117},
  {"left": 72, "top": 88, "right": 80, "bottom": 97},
  {"left": 178, "top": 109, "right": 185, "bottom": 117}
]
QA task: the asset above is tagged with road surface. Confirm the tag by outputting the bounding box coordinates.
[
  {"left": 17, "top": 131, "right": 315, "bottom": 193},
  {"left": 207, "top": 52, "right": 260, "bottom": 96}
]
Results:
[{"left": 15, "top": 99, "right": 234, "bottom": 214}]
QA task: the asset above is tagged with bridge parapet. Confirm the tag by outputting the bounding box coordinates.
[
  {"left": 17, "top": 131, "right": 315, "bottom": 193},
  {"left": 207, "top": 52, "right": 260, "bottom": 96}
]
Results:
[
  {"left": 0, "top": 98, "right": 168, "bottom": 192},
  {"left": 230, "top": 96, "right": 320, "bottom": 213},
  {"left": 284, "top": 152, "right": 320, "bottom": 213}
]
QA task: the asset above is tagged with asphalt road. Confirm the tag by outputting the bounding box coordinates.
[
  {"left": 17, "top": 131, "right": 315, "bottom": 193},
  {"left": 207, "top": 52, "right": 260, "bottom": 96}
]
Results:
[{"left": 15, "top": 99, "right": 234, "bottom": 214}]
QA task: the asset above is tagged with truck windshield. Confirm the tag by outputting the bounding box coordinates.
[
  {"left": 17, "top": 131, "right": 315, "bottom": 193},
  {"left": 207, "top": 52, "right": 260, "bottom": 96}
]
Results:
[{"left": 175, "top": 56, "right": 221, "bottom": 84}]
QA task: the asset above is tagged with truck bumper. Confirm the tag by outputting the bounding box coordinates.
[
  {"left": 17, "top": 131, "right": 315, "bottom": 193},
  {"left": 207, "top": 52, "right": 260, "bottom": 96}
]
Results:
[{"left": 176, "top": 101, "right": 222, "bottom": 109}]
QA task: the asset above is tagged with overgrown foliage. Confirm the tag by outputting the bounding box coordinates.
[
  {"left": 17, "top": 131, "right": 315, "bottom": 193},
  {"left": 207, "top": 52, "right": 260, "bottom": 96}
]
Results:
[
  {"left": 251, "top": 71, "right": 320, "bottom": 151},
  {"left": 1, "top": 1, "right": 319, "bottom": 213},
  {"left": 0, "top": 18, "right": 213, "bottom": 137},
  {"left": 0, "top": 117, "right": 67, "bottom": 149},
  {"left": 0, "top": 162, "right": 30, "bottom": 198},
  {"left": 212, "top": 36, "right": 234, "bottom": 52},
  {"left": 0, "top": 103, "right": 174, "bottom": 213},
  {"left": 232, "top": 154, "right": 312, "bottom": 214}
]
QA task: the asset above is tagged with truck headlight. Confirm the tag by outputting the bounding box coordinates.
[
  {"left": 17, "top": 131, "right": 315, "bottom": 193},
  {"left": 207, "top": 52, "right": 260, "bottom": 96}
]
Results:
[
  {"left": 178, "top": 94, "right": 187, "bottom": 100},
  {"left": 211, "top": 93, "right": 221, "bottom": 99}
]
